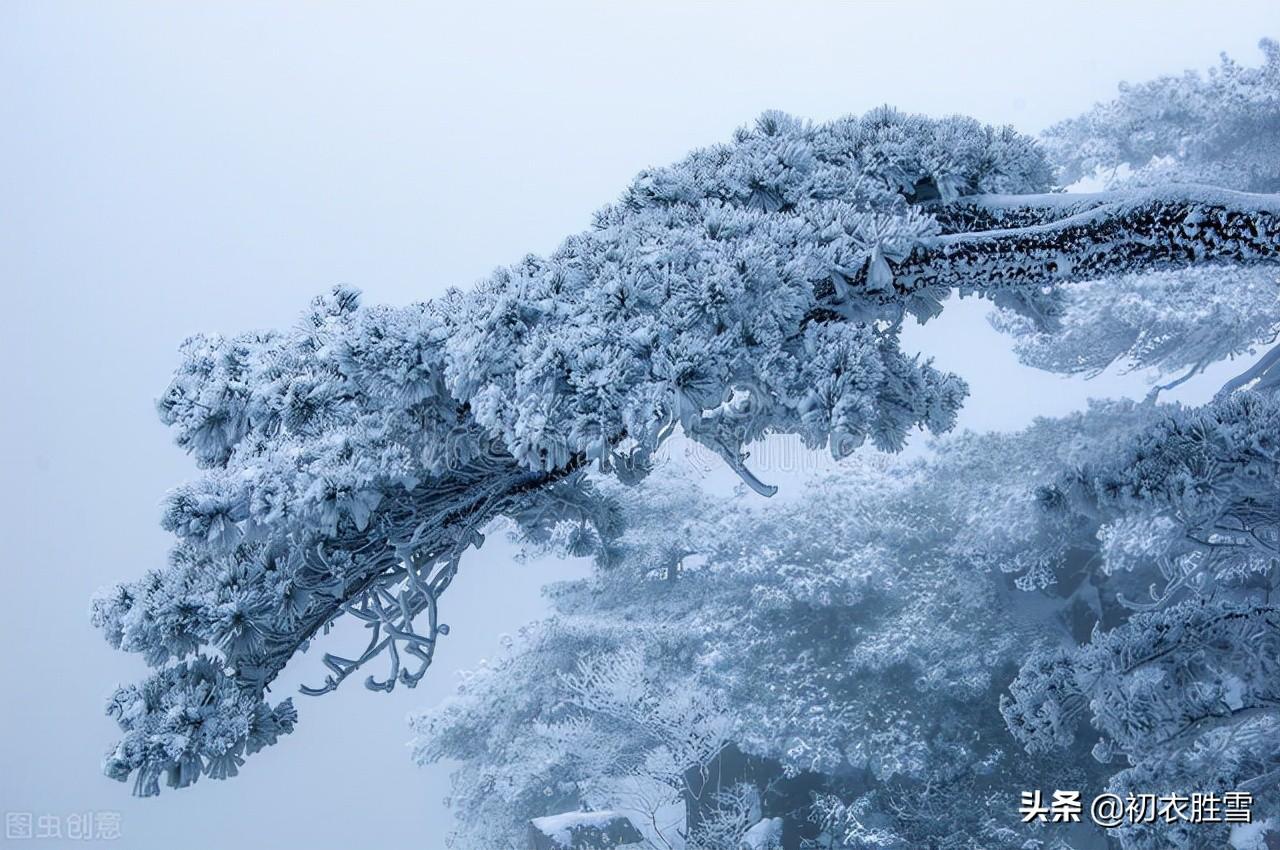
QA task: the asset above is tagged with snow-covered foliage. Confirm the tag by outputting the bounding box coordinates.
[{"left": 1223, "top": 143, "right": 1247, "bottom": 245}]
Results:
[
  {"left": 99, "top": 656, "right": 296, "bottom": 797},
  {"left": 1005, "top": 393, "right": 1280, "bottom": 850},
  {"left": 991, "top": 265, "right": 1280, "bottom": 387},
  {"left": 1043, "top": 39, "right": 1280, "bottom": 194},
  {"left": 92, "top": 60, "right": 1280, "bottom": 818}
]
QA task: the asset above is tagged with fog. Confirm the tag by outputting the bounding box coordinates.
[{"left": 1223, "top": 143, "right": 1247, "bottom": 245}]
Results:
[{"left": 2, "top": 3, "right": 1276, "bottom": 847}]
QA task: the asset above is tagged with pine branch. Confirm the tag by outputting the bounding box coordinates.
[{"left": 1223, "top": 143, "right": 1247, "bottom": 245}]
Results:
[{"left": 891, "top": 186, "right": 1280, "bottom": 297}]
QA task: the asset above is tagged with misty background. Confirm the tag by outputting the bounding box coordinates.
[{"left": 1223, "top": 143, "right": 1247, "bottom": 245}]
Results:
[{"left": 2, "top": 3, "right": 1278, "bottom": 847}]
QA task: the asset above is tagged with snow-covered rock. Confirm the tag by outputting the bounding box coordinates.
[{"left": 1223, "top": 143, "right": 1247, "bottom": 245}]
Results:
[{"left": 528, "top": 810, "right": 643, "bottom": 849}]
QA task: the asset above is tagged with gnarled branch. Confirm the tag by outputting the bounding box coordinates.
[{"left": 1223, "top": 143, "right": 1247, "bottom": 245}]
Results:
[{"left": 901, "top": 186, "right": 1280, "bottom": 296}]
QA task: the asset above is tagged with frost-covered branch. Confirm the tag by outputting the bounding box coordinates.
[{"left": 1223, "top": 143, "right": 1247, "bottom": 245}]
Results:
[{"left": 894, "top": 186, "right": 1280, "bottom": 296}]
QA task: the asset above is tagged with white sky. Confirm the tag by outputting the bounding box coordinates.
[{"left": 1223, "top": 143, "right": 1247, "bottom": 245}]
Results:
[{"left": 2, "top": 3, "right": 1277, "bottom": 848}]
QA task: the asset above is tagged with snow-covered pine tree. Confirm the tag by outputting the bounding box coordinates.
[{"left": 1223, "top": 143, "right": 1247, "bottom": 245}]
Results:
[{"left": 93, "top": 103, "right": 1280, "bottom": 798}]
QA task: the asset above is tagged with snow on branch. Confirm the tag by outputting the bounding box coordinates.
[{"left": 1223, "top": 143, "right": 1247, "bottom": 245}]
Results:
[{"left": 893, "top": 186, "right": 1280, "bottom": 295}]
